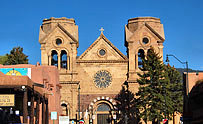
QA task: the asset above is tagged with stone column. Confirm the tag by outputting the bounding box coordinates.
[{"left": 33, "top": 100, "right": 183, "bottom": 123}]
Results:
[
  {"left": 72, "top": 44, "right": 77, "bottom": 72},
  {"left": 71, "top": 84, "right": 78, "bottom": 118},
  {"left": 67, "top": 56, "right": 70, "bottom": 70},
  {"left": 58, "top": 51, "right": 61, "bottom": 70},
  {"left": 158, "top": 44, "right": 164, "bottom": 61},
  {"left": 128, "top": 43, "right": 136, "bottom": 81},
  {"left": 23, "top": 89, "right": 28, "bottom": 123},
  {"left": 48, "top": 55, "right": 51, "bottom": 66},
  {"left": 135, "top": 53, "right": 138, "bottom": 70}
]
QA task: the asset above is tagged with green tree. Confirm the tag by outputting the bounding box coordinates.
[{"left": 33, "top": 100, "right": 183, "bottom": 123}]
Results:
[
  {"left": 136, "top": 48, "right": 172, "bottom": 124},
  {"left": 0, "top": 55, "right": 8, "bottom": 64},
  {"left": 5, "top": 47, "right": 28, "bottom": 65},
  {"left": 115, "top": 84, "right": 140, "bottom": 124},
  {"left": 166, "top": 65, "right": 183, "bottom": 124}
]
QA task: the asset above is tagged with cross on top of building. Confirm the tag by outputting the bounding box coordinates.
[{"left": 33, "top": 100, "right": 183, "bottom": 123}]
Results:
[{"left": 99, "top": 27, "right": 104, "bottom": 34}]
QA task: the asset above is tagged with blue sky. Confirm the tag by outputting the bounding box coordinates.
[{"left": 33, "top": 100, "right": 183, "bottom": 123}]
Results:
[{"left": 0, "top": 0, "right": 203, "bottom": 70}]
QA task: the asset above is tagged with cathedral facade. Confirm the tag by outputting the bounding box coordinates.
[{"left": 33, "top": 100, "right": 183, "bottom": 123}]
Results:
[{"left": 38, "top": 17, "right": 165, "bottom": 124}]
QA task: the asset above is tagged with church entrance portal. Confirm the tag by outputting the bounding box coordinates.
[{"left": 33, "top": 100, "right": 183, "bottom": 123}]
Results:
[{"left": 96, "top": 103, "right": 111, "bottom": 124}]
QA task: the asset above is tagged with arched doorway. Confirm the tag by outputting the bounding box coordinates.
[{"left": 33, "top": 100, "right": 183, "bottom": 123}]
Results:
[
  {"left": 60, "top": 102, "right": 70, "bottom": 116},
  {"left": 96, "top": 103, "right": 111, "bottom": 124},
  {"left": 61, "top": 103, "right": 68, "bottom": 116}
]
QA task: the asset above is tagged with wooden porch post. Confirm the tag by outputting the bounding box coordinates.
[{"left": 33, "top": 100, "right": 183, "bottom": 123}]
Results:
[
  {"left": 45, "top": 99, "right": 49, "bottom": 124},
  {"left": 30, "top": 90, "right": 35, "bottom": 124},
  {"left": 23, "top": 88, "right": 28, "bottom": 123},
  {"left": 35, "top": 97, "right": 40, "bottom": 124},
  {"left": 42, "top": 97, "right": 46, "bottom": 124}
]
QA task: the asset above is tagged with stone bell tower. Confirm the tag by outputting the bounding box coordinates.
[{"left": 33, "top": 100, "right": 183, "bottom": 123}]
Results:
[
  {"left": 38, "top": 17, "right": 80, "bottom": 118},
  {"left": 38, "top": 17, "right": 78, "bottom": 74},
  {"left": 125, "top": 17, "right": 165, "bottom": 82}
]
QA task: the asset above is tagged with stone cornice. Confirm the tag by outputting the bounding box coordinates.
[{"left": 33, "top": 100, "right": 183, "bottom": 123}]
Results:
[
  {"left": 60, "top": 81, "right": 80, "bottom": 84},
  {"left": 59, "top": 71, "right": 78, "bottom": 75},
  {"left": 126, "top": 80, "right": 138, "bottom": 83},
  {"left": 76, "top": 60, "right": 128, "bottom": 63}
]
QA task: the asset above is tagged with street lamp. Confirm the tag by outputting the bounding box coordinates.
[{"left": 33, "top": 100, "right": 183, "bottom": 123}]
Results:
[
  {"left": 166, "top": 54, "right": 189, "bottom": 123},
  {"left": 166, "top": 54, "right": 189, "bottom": 96},
  {"left": 78, "top": 84, "right": 81, "bottom": 123},
  {"left": 123, "top": 81, "right": 129, "bottom": 124}
]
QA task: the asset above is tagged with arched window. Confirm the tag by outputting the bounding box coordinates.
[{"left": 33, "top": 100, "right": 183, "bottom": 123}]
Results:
[
  {"left": 97, "top": 103, "right": 111, "bottom": 111},
  {"left": 61, "top": 50, "right": 67, "bottom": 69},
  {"left": 61, "top": 103, "right": 69, "bottom": 116},
  {"left": 51, "top": 50, "right": 58, "bottom": 67},
  {"left": 138, "top": 49, "right": 145, "bottom": 69}
]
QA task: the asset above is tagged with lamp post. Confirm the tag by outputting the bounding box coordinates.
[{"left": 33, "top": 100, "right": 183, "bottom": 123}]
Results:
[
  {"left": 124, "top": 81, "right": 129, "bottom": 124},
  {"left": 78, "top": 84, "right": 81, "bottom": 123},
  {"left": 166, "top": 54, "right": 189, "bottom": 123},
  {"left": 166, "top": 54, "right": 189, "bottom": 96}
]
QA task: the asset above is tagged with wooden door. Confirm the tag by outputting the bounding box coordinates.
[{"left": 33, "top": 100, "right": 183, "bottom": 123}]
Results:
[{"left": 97, "top": 114, "right": 110, "bottom": 124}]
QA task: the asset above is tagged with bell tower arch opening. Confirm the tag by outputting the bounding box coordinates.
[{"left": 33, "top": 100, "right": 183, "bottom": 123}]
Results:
[
  {"left": 138, "top": 49, "right": 145, "bottom": 69},
  {"left": 51, "top": 50, "right": 58, "bottom": 67},
  {"left": 60, "top": 50, "right": 68, "bottom": 70}
]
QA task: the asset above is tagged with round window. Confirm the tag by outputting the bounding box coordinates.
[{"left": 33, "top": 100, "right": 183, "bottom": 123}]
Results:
[
  {"left": 142, "top": 37, "right": 149, "bottom": 44},
  {"left": 94, "top": 70, "right": 112, "bottom": 88},
  {"left": 56, "top": 38, "right": 62, "bottom": 46},
  {"left": 99, "top": 49, "right": 106, "bottom": 56}
]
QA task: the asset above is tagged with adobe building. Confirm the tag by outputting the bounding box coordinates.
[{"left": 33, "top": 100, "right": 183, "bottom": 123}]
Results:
[
  {"left": 184, "top": 72, "right": 203, "bottom": 124},
  {"left": 38, "top": 17, "right": 168, "bottom": 124},
  {"left": 0, "top": 64, "right": 61, "bottom": 124},
  {"left": 187, "top": 72, "right": 203, "bottom": 93}
]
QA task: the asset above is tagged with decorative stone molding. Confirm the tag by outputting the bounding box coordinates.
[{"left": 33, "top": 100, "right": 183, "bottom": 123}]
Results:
[
  {"left": 76, "top": 60, "right": 128, "bottom": 63},
  {"left": 88, "top": 96, "right": 116, "bottom": 111}
]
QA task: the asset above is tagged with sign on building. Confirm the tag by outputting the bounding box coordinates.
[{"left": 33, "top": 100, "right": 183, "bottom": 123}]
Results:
[
  {"left": 59, "top": 116, "right": 69, "bottom": 124},
  {"left": 0, "top": 94, "right": 15, "bottom": 107},
  {"left": 0, "top": 68, "right": 31, "bottom": 78},
  {"left": 51, "top": 112, "right": 57, "bottom": 120}
]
